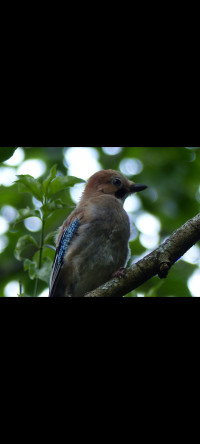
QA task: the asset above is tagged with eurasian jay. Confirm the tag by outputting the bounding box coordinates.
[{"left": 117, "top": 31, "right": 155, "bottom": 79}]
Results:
[{"left": 49, "top": 169, "right": 147, "bottom": 297}]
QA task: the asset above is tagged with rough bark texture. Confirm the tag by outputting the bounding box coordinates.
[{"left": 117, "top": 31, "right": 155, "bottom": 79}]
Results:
[{"left": 85, "top": 213, "right": 200, "bottom": 297}]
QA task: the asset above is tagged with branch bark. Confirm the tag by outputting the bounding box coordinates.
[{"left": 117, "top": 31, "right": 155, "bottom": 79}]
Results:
[{"left": 85, "top": 213, "right": 200, "bottom": 297}]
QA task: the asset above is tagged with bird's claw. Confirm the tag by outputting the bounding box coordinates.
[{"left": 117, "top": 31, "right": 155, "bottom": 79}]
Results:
[{"left": 112, "top": 267, "right": 126, "bottom": 279}]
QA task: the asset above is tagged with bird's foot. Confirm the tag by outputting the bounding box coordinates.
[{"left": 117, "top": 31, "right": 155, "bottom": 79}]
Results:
[{"left": 112, "top": 267, "right": 126, "bottom": 279}]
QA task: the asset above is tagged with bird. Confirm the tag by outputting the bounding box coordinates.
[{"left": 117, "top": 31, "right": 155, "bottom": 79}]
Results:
[{"left": 49, "top": 169, "right": 147, "bottom": 297}]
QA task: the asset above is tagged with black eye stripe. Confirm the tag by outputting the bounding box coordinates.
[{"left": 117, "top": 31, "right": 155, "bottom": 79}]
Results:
[{"left": 115, "top": 189, "right": 127, "bottom": 199}]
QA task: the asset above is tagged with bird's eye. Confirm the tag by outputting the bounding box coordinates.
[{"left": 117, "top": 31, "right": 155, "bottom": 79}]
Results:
[{"left": 113, "top": 178, "right": 121, "bottom": 187}]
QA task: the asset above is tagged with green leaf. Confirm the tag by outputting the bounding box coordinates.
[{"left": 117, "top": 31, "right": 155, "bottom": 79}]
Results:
[
  {"left": 47, "top": 175, "right": 85, "bottom": 198},
  {"left": 15, "top": 175, "right": 43, "bottom": 202},
  {"left": 15, "top": 208, "right": 41, "bottom": 225},
  {"left": 41, "top": 199, "right": 67, "bottom": 217},
  {"left": 42, "top": 164, "right": 57, "bottom": 196},
  {"left": 44, "top": 230, "right": 58, "bottom": 244},
  {"left": 37, "top": 257, "right": 52, "bottom": 284},
  {"left": 0, "top": 147, "right": 16, "bottom": 163},
  {"left": 14, "top": 235, "right": 38, "bottom": 261},
  {"left": 24, "top": 259, "right": 38, "bottom": 280},
  {"left": 24, "top": 257, "right": 52, "bottom": 285}
]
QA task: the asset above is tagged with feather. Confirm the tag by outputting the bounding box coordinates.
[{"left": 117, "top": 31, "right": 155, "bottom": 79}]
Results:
[{"left": 49, "top": 217, "right": 79, "bottom": 296}]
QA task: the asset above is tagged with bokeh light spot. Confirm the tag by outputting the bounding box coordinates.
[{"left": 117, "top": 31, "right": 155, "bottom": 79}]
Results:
[
  {"left": 102, "top": 147, "right": 122, "bottom": 155},
  {"left": 0, "top": 167, "right": 17, "bottom": 186},
  {"left": 139, "top": 233, "right": 159, "bottom": 249},
  {"left": 128, "top": 215, "right": 138, "bottom": 241},
  {"left": 64, "top": 147, "right": 101, "bottom": 180},
  {"left": 4, "top": 147, "right": 24, "bottom": 166},
  {"left": 1, "top": 205, "right": 18, "bottom": 223},
  {"left": 182, "top": 245, "right": 200, "bottom": 264},
  {"left": 38, "top": 288, "right": 49, "bottom": 297},
  {"left": 120, "top": 158, "right": 143, "bottom": 176},
  {"left": 124, "top": 194, "right": 141, "bottom": 213},
  {"left": 32, "top": 196, "right": 43, "bottom": 208},
  {"left": 135, "top": 212, "right": 161, "bottom": 235},
  {"left": 17, "top": 159, "right": 46, "bottom": 178},
  {"left": 0, "top": 216, "right": 9, "bottom": 234},
  {"left": 70, "top": 183, "right": 86, "bottom": 204},
  {"left": 24, "top": 217, "right": 42, "bottom": 232},
  {"left": 187, "top": 269, "right": 200, "bottom": 297},
  {"left": 4, "top": 281, "right": 19, "bottom": 297}
]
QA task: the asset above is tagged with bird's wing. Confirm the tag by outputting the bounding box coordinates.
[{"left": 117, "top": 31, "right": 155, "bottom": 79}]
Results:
[{"left": 49, "top": 217, "right": 80, "bottom": 297}]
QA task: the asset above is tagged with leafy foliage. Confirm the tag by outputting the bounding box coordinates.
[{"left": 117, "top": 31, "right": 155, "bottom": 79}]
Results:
[
  {"left": 13, "top": 165, "right": 85, "bottom": 296},
  {"left": 0, "top": 155, "right": 84, "bottom": 296}
]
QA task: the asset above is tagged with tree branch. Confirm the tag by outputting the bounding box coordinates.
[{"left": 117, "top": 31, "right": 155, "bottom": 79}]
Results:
[{"left": 85, "top": 213, "right": 200, "bottom": 297}]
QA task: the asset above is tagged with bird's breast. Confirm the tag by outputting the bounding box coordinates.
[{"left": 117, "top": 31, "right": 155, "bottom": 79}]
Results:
[
  {"left": 62, "top": 196, "right": 131, "bottom": 296},
  {"left": 74, "top": 197, "right": 130, "bottom": 269}
]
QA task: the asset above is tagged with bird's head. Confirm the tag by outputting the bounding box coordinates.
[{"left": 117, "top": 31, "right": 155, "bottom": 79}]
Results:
[{"left": 83, "top": 169, "right": 147, "bottom": 203}]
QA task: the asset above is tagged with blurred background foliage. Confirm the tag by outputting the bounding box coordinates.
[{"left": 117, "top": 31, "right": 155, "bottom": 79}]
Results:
[{"left": 0, "top": 147, "right": 200, "bottom": 297}]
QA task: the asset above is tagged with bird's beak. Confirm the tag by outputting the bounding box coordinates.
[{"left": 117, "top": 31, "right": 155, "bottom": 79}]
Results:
[{"left": 129, "top": 182, "right": 148, "bottom": 193}]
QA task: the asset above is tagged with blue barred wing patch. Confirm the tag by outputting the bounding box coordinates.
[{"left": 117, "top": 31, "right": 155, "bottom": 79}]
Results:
[{"left": 49, "top": 217, "right": 79, "bottom": 296}]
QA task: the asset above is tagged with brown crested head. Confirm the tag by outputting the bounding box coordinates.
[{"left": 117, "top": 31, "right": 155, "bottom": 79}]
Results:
[{"left": 82, "top": 169, "right": 147, "bottom": 201}]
